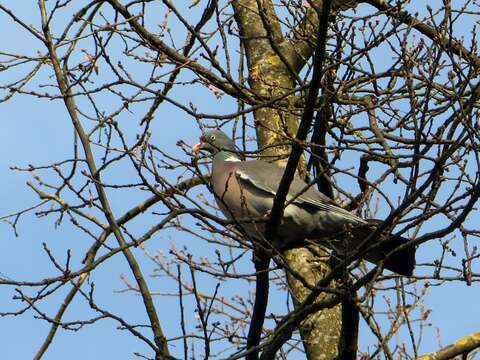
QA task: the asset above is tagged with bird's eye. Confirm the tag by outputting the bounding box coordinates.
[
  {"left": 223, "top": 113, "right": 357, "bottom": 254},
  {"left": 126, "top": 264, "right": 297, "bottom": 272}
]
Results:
[{"left": 210, "top": 135, "right": 216, "bottom": 141}]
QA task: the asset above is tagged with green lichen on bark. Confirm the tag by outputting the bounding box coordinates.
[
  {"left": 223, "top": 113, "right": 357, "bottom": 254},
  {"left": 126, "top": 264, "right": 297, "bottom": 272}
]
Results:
[
  {"left": 418, "top": 332, "right": 480, "bottom": 360},
  {"left": 284, "top": 246, "right": 342, "bottom": 360},
  {"left": 232, "top": 1, "right": 301, "bottom": 162},
  {"left": 231, "top": 1, "right": 360, "bottom": 358}
]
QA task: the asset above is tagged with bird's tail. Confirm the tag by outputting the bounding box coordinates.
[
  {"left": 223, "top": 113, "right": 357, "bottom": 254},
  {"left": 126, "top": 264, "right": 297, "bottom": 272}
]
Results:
[
  {"left": 365, "top": 234, "right": 415, "bottom": 276},
  {"left": 350, "top": 224, "right": 415, "bottom": 276}
]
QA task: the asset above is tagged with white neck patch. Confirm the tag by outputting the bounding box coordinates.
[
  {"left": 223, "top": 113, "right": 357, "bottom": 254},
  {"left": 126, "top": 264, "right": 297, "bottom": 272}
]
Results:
[{"left": 224, "top": 154, "right": 241, "bottom": 162}]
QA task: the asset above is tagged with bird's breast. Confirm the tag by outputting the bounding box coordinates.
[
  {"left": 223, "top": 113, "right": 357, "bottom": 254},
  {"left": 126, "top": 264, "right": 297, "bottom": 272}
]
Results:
[{"left": 212, "top": 162, "right": 248, "bottom": 218}]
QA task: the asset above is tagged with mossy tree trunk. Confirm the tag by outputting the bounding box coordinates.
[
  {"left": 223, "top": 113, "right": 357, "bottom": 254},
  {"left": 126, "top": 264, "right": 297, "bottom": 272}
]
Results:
[{"left": 231, "top": 1, "right": 359, "bottom": 358}]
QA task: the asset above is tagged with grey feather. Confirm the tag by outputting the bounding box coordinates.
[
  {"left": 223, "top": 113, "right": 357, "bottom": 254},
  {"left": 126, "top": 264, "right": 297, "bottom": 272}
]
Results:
[
  {"left": 235, "top": 160, "right": 365, "bottom": 224},
  {"left": 193, "top": 130, "right": 415, "bottom": 276}
]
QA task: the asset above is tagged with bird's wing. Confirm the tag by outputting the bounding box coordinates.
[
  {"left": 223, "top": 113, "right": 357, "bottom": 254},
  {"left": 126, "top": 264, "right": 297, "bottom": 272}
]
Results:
[{"left": 235, "top": 160, "right": 364, "bottom": 224}]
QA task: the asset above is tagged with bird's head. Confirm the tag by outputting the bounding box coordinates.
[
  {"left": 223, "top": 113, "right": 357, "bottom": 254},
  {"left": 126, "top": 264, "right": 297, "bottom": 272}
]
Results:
[{"left": 192, "top": 130, "right": 237, "bottom": 155}]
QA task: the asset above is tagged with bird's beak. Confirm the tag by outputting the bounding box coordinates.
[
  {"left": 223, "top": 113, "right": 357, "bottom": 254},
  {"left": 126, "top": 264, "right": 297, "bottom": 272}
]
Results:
[{"left": 192, "top": 141, "right": 207, "bottom": 153}]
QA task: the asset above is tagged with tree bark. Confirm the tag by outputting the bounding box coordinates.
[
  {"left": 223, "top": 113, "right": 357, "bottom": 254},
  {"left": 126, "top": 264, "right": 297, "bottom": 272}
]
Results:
[
  {"left": 284, "top": 247, "right": 342, "bottom": 360},
  {"left": 418, "top": 332, "right": 480, "bottom": 360},
  {"left": 231, "top": 0, "right": 359, "bottom": 358}
]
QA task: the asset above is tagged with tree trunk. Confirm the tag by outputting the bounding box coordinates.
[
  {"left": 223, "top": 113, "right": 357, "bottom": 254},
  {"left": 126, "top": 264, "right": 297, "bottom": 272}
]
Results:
[
  {"left": 232, "top": 0, "right": 359, "bottom": 358},
  {"left": 284, "top": 246, "right": 343, "bottom": 359}
]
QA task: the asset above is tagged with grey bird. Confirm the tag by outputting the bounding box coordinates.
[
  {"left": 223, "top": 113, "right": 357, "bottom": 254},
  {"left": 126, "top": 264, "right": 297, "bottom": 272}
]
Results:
[{"left": 193, "top": 130, "right": 415, "bottom": 276}]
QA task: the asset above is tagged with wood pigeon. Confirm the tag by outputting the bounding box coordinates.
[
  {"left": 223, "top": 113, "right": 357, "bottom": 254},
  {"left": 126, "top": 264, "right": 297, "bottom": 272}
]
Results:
[{"left": 192, "top": 130, "right": 415, "bottom": 276}]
